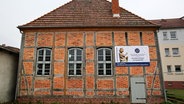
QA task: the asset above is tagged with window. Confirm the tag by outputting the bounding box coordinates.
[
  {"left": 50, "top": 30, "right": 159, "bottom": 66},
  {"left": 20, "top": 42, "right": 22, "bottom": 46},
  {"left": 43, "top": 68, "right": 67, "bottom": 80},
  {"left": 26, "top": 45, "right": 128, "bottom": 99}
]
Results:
[
  {"left": 163, "top": 32, "right": 168, "bottom": 40},
  {"left": 175, "top": 65, "right": 181, "bottom": 72},
  {"left": 68, "top": 48, "right": 83, "bottom": 76},
  {"left": 36, "top": 48, "right": 52, "bottom": 75},
  {"left": 170, "top": 31, "right": 177, "bottom": 40},
  {"left": 167, "top": 65, "right": 172, "bottom": 73},
  {"left": 164, "top": 48, "right": 170, "bottom": 56},
  {"left": 97, "top": 48, "right": 112, "bottom": 75},
  {"left": 172, "top": 48, "right": 179, "bottom": 56}
]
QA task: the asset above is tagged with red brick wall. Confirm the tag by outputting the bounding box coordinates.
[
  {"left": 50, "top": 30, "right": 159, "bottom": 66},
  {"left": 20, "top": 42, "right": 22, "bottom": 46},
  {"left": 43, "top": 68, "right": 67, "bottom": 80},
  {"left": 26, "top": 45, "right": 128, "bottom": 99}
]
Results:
[
  {"left": 18, "top": 30, "right": 164, "bottom": 102},
  {"left": 165, "top": 81, "right": 184, "bottom": 89}
]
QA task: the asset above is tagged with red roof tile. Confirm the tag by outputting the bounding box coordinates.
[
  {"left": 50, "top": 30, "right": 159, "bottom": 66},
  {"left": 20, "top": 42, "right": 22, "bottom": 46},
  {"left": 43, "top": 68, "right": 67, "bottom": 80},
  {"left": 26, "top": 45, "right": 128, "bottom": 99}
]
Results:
[
  {"left": 150, "top": 17, "right": 184, "bottom": 29},
  {"left": 18, "top": 0, "right": 157, "bottom": 29}
]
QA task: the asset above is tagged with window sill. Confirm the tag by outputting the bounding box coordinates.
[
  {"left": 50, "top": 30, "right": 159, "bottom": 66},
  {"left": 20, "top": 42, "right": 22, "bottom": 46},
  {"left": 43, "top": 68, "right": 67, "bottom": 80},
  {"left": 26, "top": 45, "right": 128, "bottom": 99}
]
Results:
[
  {"left": 170, "top": 38, "right": 178, "bottom": 40},
  {"left": 167, "top": 73, "right": 173, "bottom": 75},
  {"left": 68, "top": 75, "right": 82, "bottom": 79},
  {"left": 165, "top": 55, "right": 171, "bottom": 57},
  {"left": 175, "top": 72, "right": 183, "bottom": 75},
  {"left": 163, "top": 39, "right": 169, "bottom": 40},
  {"left": 173, "top": 55, "right": 180, "bottom": 57},
  {"left": 97, "top": 75, "right": 113, "bottom": 78},
  {"left": 34, "top": 76, "right": 52, "bottom": 80}
]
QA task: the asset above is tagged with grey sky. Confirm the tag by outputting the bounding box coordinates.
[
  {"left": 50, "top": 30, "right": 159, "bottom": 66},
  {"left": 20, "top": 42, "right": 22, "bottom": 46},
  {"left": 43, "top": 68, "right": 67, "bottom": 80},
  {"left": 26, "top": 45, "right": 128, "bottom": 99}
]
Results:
[{"left": 0, "top": 0, "right": 184, "bottom": 48}]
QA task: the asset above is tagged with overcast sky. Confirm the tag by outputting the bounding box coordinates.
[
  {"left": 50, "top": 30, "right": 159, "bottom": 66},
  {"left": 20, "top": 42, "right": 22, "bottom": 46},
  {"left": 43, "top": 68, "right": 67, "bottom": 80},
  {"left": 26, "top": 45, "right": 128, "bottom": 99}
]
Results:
[{"left": 0, "top": 0, "right": 184, "bottom": 48}]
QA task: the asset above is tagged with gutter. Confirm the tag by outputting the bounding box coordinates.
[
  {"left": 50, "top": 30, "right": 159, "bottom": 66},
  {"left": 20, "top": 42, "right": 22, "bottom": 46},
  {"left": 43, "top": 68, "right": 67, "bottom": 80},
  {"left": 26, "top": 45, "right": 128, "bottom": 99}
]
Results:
[{"left": 17, "top": 25, "right": 160, "bottom": 30}]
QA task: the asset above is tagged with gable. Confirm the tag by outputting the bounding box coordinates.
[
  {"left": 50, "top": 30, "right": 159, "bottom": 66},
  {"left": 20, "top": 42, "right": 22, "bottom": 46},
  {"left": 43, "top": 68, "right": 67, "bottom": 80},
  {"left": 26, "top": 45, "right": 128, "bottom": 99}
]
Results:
[{"left": 18, "top": 0, "right": 157, "bottom": 29}]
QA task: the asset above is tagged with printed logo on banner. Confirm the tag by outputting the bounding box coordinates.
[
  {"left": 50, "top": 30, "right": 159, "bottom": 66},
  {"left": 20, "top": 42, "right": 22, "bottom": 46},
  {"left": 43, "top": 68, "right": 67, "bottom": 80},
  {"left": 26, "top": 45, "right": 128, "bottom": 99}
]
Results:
[{"left": 115, "top": 46, "right": 150, "bottom": 66}]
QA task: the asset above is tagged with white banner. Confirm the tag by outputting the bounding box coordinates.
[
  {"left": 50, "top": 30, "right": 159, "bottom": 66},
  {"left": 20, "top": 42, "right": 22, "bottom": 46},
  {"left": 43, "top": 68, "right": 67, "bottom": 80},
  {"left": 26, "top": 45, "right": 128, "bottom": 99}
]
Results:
[{"left": 115, "top": 46, "right": 150, "bottom": 66}]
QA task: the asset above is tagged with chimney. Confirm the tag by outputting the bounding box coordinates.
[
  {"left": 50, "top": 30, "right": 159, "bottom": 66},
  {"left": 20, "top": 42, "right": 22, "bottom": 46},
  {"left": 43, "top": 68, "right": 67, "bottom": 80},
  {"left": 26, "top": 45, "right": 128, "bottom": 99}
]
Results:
[{"left": 112, "top": 0, "right": 120, "bottom": 17}]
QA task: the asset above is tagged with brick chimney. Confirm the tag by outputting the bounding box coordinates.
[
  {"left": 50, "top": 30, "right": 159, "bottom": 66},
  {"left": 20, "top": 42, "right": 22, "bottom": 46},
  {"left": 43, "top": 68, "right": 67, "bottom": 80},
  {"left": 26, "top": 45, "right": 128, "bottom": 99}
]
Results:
[{"left": 112, "top": 0, "right": 120, "bottom": 17}]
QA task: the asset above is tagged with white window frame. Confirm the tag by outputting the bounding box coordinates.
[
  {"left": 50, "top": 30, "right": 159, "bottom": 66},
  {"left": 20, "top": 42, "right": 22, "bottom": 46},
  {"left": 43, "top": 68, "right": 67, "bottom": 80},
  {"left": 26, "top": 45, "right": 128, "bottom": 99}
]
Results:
[
  {"left": 175, "top": 65, "right": 181, "bottom": 72},
  {"left": 170, "top": 31, "right": 177, "bottom": 40},
  {"left": 164, "top": 48, "right": 170, "bottom": 57},
  {"left": 163, "top": 32, "right": 168, "bottom": 40},
  {"left": 97, "top": 48, "right": 112, "bottom": 76},
  {"left": 68, "top": 48, "right": 83, "bottom": 76},
  {"left": 172, "top": 48, "right": 179, "bottom": 56},
  {"left": 36, "top": 48, "right": 52, "bottom": 76},
  {"left": 167, "top": 65, "right": 172, "bottom": 73},
  {"left": 166, "top": 65, "right": 173, "bottom": 75}
]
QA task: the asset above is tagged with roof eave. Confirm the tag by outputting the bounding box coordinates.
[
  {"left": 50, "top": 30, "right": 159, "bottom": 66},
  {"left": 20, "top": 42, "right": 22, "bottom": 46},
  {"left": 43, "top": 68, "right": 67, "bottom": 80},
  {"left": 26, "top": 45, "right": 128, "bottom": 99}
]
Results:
[
  {"left": 0, "top": 47, "right": 19, "bottom": 54},
  {"left": 160, "top": 26, "right": 184, "bottom": 29},
  {"left": 18, "top": 25, "right": 159, "bottom": 30}
]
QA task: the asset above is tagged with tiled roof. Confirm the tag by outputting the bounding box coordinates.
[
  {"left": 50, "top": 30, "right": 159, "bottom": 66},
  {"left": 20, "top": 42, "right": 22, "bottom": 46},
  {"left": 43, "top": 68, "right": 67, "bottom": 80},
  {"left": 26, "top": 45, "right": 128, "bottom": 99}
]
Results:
[
  {"left": 18, "top": 0, "right": 157, "bottom": 29},
  {"left": 0, "top": 45, "right": 19, "bottom": 54},
  {"left": 150, "top": 17, "right": 184, "bottom": 29}
]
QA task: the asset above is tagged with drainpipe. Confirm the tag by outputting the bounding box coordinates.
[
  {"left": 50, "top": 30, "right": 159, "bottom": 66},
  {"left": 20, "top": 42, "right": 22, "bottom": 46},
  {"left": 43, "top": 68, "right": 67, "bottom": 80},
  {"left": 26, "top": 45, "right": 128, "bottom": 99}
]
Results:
[{"left": 15, "top": 30, "right": 25, "bottom": 100}]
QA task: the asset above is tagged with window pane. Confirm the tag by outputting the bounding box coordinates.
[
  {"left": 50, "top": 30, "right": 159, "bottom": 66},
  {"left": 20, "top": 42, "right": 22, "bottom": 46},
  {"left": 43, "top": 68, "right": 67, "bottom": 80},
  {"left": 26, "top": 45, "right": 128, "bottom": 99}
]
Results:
[
  {"left": 69, "top": 64, "right": 74, "bottom": 70},
  {"left": 106, "top": 63, "right": 111, "bottom": 69},
  {"left": 170, "top": 31, "right": 176, "bottom": 39},
  {"left": 172, "top": 48, "right": 179, "bottom": 55},
  {"left": 37, "top": 70, "right": 42, "bottom": 75},
  {"left": 38, "top": 56, "right": 43, "bottom": 61},
  {"left": 69, "top": 70, "right": 74, "bottom": 75},
  {"left": 39, "top": 50, "right": 44, "bottom": 55},
  {"left": 69, "top": 49, "right": 74, "bottom": 55},
  {"left": 98, "top": 56, "right": 103, "bottom": 61},
  {"left": 76, "top": 63, "right": 82, "bottom": 69},
  {"left": 98, "top": 49, "right": 103, "bottom": 55},
  {"left": 76, "top": 70, "right": 81, "bottom": 75},
  {"left": 46, "top": 50, "right": 51, "bottom": 55},
  {"left": 106, "top": 49, "right": 111, "bottom": 55},
  {"left": 106, "top": 70, "right": 111, "bottom": 75},
  {"left": 98, "top": 70, "right": 104, "bottom": 75},
  {"left": 38, "top": 64, "right": 43, "bottom": 69},
  {"left": 45, "top": 64, "right": 50, "bottom": 69},
  {"left": 175, "top": 66, "right": 181, "bottom": 72},
  {"left": 69, "top": 55, "right": 74, "bottom": 61},
  {"left": 44, "top": 70, "right": 50, "bottom": 75},
  {"left": 98, "top": 63, "right": 104, "bottom": 69},
  {"left": 77, "top": 49, "right": 82, "bottom": 55},
  {"left": 106, "top": 56, "right": 111, "bottom": 61},
  {"left": 45, "top": 56, "right": 51, "bottom": 61},
  {"left": 167, "top": 66, "right": 171, "bottom": 72},
  {"left": 165, "top": 48, "right": 169, "bottom": 56},
  {"left": 77, "top": 56, "right": 82, "bottom": 61},
  {"left": 163, "top": 32, "right": 168, "bottom": 40}
]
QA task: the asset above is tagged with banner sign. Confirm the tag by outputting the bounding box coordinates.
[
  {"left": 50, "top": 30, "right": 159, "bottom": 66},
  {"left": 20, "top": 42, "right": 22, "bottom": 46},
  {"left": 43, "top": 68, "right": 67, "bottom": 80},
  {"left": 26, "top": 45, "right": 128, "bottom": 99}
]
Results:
[{"left": 115, "top": 46, "right": 150, "bottom": 66}]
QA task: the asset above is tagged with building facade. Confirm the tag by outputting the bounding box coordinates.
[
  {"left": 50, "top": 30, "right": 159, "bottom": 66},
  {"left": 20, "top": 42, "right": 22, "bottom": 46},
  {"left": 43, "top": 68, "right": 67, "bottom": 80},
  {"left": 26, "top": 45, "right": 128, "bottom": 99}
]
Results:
[
  {"left": 151, "top": 17, "right": 184, "bottom": 89},
  {"left": 17, "top": 0, "right": 165, "bottom": 103},
  {"left": 0, "top": 44, "right": 19, "bottom": 103}
]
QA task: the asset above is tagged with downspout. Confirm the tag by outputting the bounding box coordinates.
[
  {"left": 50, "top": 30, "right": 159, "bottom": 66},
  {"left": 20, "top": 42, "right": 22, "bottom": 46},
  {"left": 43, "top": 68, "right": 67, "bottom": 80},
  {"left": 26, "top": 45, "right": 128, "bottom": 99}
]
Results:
[
  {"left": 154, "top": 30, "right": 167, "bottom": 102},
  {"left": 15, "top": 30, "right": 25, "bottom": 100}
]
